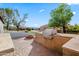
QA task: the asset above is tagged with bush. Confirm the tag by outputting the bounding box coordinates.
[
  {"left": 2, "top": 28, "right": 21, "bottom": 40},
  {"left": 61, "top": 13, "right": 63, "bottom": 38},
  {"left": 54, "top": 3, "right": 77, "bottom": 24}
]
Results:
[
  {"left": 67, "top": 24, "right": 79, "bottom": 34},
  {"left": 26, "top": 28, "right": 32, "bottom": 31},
  {"left": 25, "top": 30, "right": 28, "bottom": 32}
]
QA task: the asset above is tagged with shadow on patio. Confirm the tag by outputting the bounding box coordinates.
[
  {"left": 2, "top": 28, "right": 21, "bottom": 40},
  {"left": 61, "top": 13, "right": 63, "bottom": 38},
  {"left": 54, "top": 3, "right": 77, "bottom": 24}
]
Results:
[{"left": 29, "top": 41, "right": 62, "bottom": 56}]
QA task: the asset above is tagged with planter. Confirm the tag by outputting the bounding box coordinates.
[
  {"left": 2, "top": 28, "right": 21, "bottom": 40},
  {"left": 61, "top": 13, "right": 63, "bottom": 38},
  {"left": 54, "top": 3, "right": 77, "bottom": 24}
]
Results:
[{"left": 34, "top": 33, "right": 71, "bottom": 54}]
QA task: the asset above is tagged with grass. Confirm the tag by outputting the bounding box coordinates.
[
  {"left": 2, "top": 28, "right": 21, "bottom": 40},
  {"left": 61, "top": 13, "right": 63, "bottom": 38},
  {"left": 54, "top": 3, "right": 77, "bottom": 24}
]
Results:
[{"left": 27, "top": 30, "right": 36, "bottom": 35}]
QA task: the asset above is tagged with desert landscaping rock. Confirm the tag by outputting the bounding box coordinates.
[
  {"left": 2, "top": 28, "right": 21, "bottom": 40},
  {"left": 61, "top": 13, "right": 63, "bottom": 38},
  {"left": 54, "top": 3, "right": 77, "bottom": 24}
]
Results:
[{"left": 42, "top": 29, "right": 57, "bottom": 39}]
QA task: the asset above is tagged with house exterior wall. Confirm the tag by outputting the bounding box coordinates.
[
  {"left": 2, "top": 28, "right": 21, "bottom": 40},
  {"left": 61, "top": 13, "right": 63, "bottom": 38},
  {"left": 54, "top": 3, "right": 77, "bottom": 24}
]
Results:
[{"left": 0, "top": 20, "right": 4, "bottom": 33}]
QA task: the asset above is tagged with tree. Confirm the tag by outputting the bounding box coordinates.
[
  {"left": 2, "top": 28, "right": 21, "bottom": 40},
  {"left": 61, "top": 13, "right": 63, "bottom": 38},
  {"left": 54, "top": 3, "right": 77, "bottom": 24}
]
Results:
[
  {"left": 0, "top": 8, "right": 14, "bottom": 30},
  {"left": 0, "top": 8, "right": 5, "bottom": 22},
  {"left": 12, "top": 9, "right": 27, "bottom": 31},
  {"left": 4, "top": 8, "right": 14, "bottom": 30},
  {"left": 48, "top": 4, "right": 73, "bottom": 33}
]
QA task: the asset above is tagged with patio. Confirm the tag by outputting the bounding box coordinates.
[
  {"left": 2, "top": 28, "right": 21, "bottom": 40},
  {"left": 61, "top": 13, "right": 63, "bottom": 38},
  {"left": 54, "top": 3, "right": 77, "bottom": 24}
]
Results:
[
  {"left": 2, "top": 37, "right": 33, "bottom": 56},
  {"left": 2, "top": 36, "right": 61, "bottom": 56},
  {"left": 0, "top": 31, "right": 79, "bottom": 56}
]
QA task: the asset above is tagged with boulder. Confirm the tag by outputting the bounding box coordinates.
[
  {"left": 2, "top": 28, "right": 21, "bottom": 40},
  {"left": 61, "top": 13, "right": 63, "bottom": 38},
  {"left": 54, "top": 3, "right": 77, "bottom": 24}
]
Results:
[{"left": 42, "top": 28, "right": 57, "bottom": 39}]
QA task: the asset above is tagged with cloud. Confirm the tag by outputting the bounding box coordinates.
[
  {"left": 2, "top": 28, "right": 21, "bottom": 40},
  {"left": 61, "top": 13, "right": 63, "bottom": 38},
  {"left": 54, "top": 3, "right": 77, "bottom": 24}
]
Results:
[
  {"left": 39, "top": 9, "right": 45, "bottom": 13},
  {"left": 67, "top": 3, "right": 79, "bottom": 5},
  {"left": 67, "top": 3, "right": 72, "bottom": 5},
  {"left": 73, "top": 11, "right": 76, "bottom": 15}
]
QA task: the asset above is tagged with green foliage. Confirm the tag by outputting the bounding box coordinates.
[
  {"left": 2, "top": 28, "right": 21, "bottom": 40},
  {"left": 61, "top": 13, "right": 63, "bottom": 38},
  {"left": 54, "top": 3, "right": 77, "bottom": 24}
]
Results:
[
  {"left": 0, "top": 8, "right": 28, "bottom": 30},
  {"left": 5, "top": 8, "right": 13, "bottom": 17},
  {"left": 68, "top": 24, "right": 79, "bottom": 31},
  {"left": 0, "top": 8, "right": 5, "bottom": 16},
  {"left": 0, "top": 8, "right": 14, "bottom": 30},
  {"left": 48, "top": 3, "right": 73, "bottom": 33},
  {"left": 26, "top": 28, "right": 32, "bottom": 31},
  {"left": 48, "top": 4, "right": 73, "bottom": 27}
]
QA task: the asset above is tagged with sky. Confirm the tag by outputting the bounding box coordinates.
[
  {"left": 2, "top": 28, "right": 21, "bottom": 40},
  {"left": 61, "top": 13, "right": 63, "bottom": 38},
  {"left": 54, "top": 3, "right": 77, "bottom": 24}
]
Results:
[{"left": 0, "top": 3, "right": 79, "bottom": 27}]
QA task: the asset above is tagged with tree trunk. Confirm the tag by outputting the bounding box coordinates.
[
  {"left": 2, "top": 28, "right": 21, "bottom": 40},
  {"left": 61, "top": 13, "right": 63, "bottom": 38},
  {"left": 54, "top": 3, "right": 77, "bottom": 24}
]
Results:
[
  {"left": 16, "top": 26, "right": 19, "bottom": 31},
  {"left": 62, "top": 25, "right": 66, "bottom": 33},
  {"left": 6, "top": 19, "right": 10, "bottom": 30},
  {"left": 6, "top": 23, "right": 9, "bottom": 30}
]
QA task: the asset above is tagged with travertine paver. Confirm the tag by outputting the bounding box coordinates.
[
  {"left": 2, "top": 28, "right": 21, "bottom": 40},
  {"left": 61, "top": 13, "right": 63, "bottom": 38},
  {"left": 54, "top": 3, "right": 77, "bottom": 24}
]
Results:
[
  {"left": 2, "top": 37, "right": 61, "bottom": 56},
  {"left": 57, "top": 33, "right": 79, "bottom": 37},
  {"left": 3, "top": 38, "right": 33, "bottom": 56},
  {"left": 63, "top": 37, "right": 79, "bottom": 56},
  {"left": 0, "top": 33, "right": 14, "bottom": 55}
]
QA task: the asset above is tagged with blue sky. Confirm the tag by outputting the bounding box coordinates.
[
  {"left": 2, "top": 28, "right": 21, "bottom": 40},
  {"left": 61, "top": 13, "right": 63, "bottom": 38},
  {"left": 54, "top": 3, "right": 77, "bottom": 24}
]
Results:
[{"left": 0, "top": 3, "right": 78, "bottom": 27}]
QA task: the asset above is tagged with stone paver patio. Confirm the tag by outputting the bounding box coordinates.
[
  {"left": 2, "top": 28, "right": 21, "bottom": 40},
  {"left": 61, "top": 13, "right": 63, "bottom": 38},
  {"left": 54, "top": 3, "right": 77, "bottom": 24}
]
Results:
[
  {"left": 1, "top": 31, "right": 79, "bottom": 56},
  {"left": 3, "top": 33, "right": 79, "bottom": 56},
  {"left": 2, "top": 37, "right": 61, "bottom": 56},
  {"left": 3, "top": 38, "right": 33, "bottom": 56}
]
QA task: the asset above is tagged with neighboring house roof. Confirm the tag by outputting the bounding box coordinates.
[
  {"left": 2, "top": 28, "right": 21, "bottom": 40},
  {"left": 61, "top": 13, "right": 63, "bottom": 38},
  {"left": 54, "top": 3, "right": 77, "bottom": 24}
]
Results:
[
  {"left": 0, "top": 16, "right": 4, "bottom": 24},
  {"left": 40, "top": 24, "right": 48, "bottom": 31}
]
